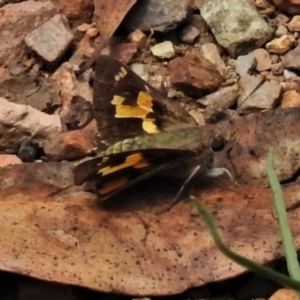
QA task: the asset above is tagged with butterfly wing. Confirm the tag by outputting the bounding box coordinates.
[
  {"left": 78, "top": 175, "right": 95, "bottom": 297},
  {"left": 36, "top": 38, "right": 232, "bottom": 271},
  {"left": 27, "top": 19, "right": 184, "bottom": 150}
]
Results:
[
  {"left": 73, "top": 148, "right": 204, "bottom": 200},
  {"left": 93, "top": 55, "right": 197, "bottom": 149}
]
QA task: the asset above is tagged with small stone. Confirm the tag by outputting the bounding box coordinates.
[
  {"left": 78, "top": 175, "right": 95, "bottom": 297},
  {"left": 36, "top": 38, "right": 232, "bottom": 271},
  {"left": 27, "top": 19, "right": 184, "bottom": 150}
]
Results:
[
  {"left": 238, "top": 79, "right": 282, "bottom": 114},
  {"left": 271, "top": 62, "right": 284, "bottom": 75},
  {"left": 290, "top": 77, "right": 300, "bottom": 93},
  {"left": 269, "top": 288, "right": 298, "bottom": 300},
  {"left": 266, "top": 35, "right": 295, "bottom": 54},
  {"left": 190, "top": 14, "right": 208, "bottom": 34},
  {"left": 200, "top": 43, "right": 228, "bottom": 78},
  {"left": 76, "top": 23, "right": 91, "bottom": 32},
  {"left": 275, "top": 13, "right": 289, "bottom": 26},
  {"left": 283, "top": 69, "right": 298, "bottom": 80},
  {"left": 131, "top": 63, "right": 150, "bottom": 82},
  {"left": 168, "top": 49, "right": 224, "bottom": 97},
  {"left": 127, "top": 29, "right": 148, "bottom": 50},
  {"left": 50, "top": 62, "right": 93, "bottom": 128},
  {"left": 287, "top": 15, "right": 300, "bottom": 31},
  {"left": 167, "top": 88, "right": 177, "bottom": 98},
  {"left": 150, "top": 41, "right": 175, "bottom": 59},
  {"left": 179, "top": 25, "right": 200, "bottom": 44},
  {"left": 197, "top": 84, "right": 238, "bottom": 106},
  {"left": 197, "top": 0, "right": 273, "bottom": 56},
  {"left": 284, "top": 80, "right": 300, "bottom": 92},
  {"left": 251, "top": 48, "right": 271, "bottom": 71},
  {"left": 281, "top": 90, "right": 300, "bottom": 108},
  {"left": 226, "top": 58, "right": 237, "bottom": 69},
  {"left": 122, "top": 0, "right": 192, "bottom": 32},
  {"left": 275, "top": 25, "right": 288, "bottom": 36},
  {"left": 188, "top": 109, "right": 205, "bottom": 126},
  {"left": 131, "top": 63, "right": 163, "bottom": 90},
  {"left": 0, "top": 1, "right": 57, "bottom": 67},
  {"left": 238, "top": 74, "right": 264, "bottom": 103},
  {"left": 86, "top": 27, "right": 98, "bottom": 38},
  {"left": 270, "top": 54, "right": 279, "bottom": 64},
  {"left": 23, "top": 57, "right": 37, "bottom": 68},
  {"left": 69, "top": 34, "right": 95, "bottom": 67},
  {"left": 43, "top": 130, "right": 95, "bottom": 161},
  {"left": 282, "top": 44, "right": 300, "bottom": 70},
  {"left": 25, "top": 14, "right": 74, "bottom": 63},
  {"left": 235, "top": 54, "right": 256, "bottom": 76},
  {"left": 110, "top": 42, "right": 137, "bottom": 64},
  {"left": 198, "top": 84, "right": 239, "bottom": 123}
]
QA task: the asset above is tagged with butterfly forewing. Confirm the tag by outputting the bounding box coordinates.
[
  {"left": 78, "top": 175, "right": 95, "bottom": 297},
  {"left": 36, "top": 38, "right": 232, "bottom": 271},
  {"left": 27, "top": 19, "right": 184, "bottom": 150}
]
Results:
[{"left": 93, "top": 55, "right": 197, "bottom": 149}]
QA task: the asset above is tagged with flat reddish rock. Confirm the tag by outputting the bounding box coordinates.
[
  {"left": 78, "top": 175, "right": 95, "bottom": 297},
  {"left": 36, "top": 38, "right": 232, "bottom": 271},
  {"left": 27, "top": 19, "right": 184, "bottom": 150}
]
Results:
[
  {"left": 0, "top": 155, "right": 22, "bottom": 167},
  {"left": 168, "top": 50, "right": 224, "bottom": 97}
]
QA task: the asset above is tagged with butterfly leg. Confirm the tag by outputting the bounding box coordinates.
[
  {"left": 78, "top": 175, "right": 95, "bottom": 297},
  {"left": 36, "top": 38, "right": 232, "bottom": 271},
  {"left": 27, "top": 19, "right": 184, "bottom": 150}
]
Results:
[
  {"left": 206, "top": 167, "right": 239, "bottom": 186},
  {"left": 157, "top": 165, "right": 201, "bottom": 214},
  {"left": 158, "top": 166, "right": 239, "bottom": 215}
]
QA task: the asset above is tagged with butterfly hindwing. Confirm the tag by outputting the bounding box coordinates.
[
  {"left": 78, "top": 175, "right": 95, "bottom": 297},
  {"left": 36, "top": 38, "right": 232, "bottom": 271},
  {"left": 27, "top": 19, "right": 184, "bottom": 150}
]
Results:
[
  {"left": 73, "top": 149, "right": 200, "bottom": 200},
  {"left": 93, "top": 55, "right": 197, "bottom": 149}
]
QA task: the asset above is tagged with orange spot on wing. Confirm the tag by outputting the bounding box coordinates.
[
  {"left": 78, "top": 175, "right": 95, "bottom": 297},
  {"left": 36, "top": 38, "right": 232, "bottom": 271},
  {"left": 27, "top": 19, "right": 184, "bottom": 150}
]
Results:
[
  {"left": 98, "top": 177, "right": 129, "bottom": 195},
  {"left": 142, "top": 119, "right": 158, "bottom": 133},
  {"left": 111, "top": 90, "right": 159, "bottom": 133},
  {"left": 115, "top": 105, "right": 149, "bottom": 118},
  {"left": 137, "top": 91, "right": 153, "bottom": 111},
  {"left": 111, "top": 91, "right": 154, "bottom": 118},
  {"left": 98, "top": 153, "right": 150, "bottom": 176},
  {"left": 111, "top": 95, "right": 125, "bottom": 105}
]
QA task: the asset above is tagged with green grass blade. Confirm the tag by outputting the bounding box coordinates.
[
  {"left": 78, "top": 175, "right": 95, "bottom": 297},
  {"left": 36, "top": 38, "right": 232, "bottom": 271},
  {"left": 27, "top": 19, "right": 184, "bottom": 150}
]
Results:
[
  {"left": 266, "top": 149, "right": 300, "bottom": 283},
  {"left": 191, "top": 197, "right": 300, "bottom": 292}
]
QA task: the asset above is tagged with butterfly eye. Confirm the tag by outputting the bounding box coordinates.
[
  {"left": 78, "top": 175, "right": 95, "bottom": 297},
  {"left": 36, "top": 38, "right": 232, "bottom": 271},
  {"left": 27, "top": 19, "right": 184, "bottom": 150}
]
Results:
[{"left": 210, "top": 137, "right": 227, "bottom": 152}]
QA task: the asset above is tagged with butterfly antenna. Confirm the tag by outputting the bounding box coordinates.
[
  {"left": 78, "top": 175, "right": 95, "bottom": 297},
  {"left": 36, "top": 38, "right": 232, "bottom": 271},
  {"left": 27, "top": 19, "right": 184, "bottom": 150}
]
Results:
[{"left": 140, "top": 20, "right": 154, "bottom": 63}]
